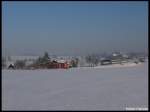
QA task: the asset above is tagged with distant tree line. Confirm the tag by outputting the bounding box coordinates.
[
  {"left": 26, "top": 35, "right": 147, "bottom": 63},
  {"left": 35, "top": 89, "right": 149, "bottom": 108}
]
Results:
[{"left": 14, "top": 60, "right": 26, "bottom": 69}]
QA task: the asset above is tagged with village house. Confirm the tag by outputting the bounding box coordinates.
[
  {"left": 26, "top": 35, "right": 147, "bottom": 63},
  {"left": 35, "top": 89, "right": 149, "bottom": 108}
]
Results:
[
  {"left": 110, "top": 52, "right": 129, "bottom": 64},
  {"left": 100, "top": 59, "right": 112, "bottom": 65},
  {"left": 47, "top": 60, "right": 70, "bottom": 69}
]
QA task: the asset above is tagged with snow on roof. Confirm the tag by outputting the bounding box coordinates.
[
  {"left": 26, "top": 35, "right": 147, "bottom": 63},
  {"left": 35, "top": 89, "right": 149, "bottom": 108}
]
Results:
[
  {"left": 56, "top": 59, "right": 66, "bottom": 63},
  {"left": 112, "top": 53, "right": 117, "bottom": 56}
]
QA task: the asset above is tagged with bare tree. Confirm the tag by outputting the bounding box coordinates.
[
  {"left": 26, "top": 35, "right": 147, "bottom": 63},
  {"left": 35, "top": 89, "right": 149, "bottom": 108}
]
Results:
[
  {"left": 2, "top": 57, "right": 6, "bottom": 68},
  {"left": 85, "top": 54, "right": 99, "bottom": 67},
  {"left": 7, "top": 56, "right": 12, "bottom": 61},
  {"left": 85, "top": 55, "right": 92, "bottom": 67}
]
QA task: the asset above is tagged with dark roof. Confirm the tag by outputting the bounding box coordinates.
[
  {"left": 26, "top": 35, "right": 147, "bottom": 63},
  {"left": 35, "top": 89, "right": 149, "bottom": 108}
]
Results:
[
  {"left": 101, "top": 59, "right": 111, "bottom": 62},
  {"left": 52, "top": 60, "right": 58, "bottom": 63},
  {"left": 8, "top": 64, "right": 15, "bottom": 69}
]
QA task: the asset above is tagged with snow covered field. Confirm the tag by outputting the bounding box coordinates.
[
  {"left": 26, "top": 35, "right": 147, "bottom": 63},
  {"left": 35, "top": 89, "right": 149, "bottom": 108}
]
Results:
[{"left": 2, "top": 62, "right": 148, "bottom": 110}]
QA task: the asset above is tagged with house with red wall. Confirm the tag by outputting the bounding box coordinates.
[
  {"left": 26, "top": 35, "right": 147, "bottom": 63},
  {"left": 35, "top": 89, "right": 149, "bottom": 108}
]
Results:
[{"left": 47, "top": 60, "right": 69, "bottom": 69}]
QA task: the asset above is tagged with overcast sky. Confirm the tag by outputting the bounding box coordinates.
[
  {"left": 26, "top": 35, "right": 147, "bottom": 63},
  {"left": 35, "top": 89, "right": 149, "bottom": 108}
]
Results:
[{"left": 2, "top": 1, "right": 148, "bottom": 56}]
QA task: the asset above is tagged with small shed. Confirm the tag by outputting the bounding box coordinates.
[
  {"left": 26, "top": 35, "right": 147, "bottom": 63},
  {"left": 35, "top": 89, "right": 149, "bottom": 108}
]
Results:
[
  {"left": 8, "top": 64, "right": 15, "bottom": 69},
  {"left": 6, "top": 61, "right": 15, "bottom": 69}
]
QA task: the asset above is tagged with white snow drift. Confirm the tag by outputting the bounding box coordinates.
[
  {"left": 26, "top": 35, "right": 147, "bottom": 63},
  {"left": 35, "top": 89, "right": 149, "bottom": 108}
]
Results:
[{"left": 2, "top": 62, "right": 148, "bottom": 110}]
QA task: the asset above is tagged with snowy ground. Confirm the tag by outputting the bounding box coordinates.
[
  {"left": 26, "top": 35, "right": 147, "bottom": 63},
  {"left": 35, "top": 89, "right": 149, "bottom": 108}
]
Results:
[{"left": 2, "top": 62, "right": 148, "bottom": 110}]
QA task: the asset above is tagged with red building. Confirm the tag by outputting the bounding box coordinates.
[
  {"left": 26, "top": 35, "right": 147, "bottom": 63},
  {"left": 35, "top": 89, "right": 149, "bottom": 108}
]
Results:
[{"left": 48, "top": 60, "right": 69, "bottom": 69}]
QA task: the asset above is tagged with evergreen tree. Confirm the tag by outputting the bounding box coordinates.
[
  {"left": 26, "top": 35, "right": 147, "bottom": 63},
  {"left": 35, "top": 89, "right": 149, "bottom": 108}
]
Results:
[
  {"left": 34, "top": 52, "right": 50, "bottom": 65},
  {"left": 42, "top": 52, "right": 50, "bottom": 63}
]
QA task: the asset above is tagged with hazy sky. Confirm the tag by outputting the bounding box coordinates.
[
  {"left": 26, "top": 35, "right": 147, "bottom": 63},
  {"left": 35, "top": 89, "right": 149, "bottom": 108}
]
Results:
[{"left": 2, "top": 1, "right": 148, "bottom": 56}]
